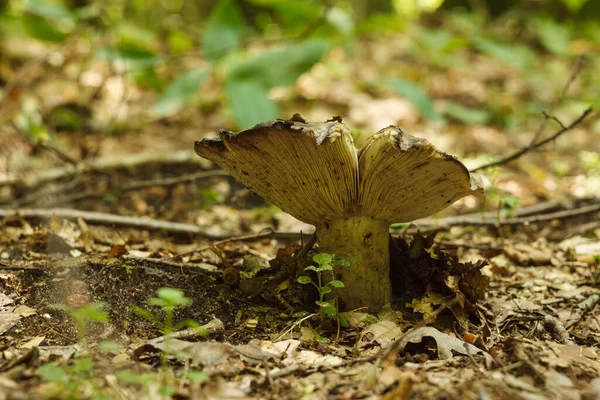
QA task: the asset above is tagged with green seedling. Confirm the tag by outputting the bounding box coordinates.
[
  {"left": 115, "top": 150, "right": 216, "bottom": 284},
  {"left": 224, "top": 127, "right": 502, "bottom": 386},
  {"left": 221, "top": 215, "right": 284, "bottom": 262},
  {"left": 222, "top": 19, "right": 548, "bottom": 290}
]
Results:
[
  {"left": 51, "top": 302, "right": 108, "bottom": 344},
  {"left": 197, "top": 188, "right": 225, "bottom": 209},
  {"left": 39, "top": 358, "right": 102, "bottom": 400},
  {"left": 297, "top": 253, "right": 350, "bottom": 331},
  {"left": 132, "top": 287, "right": 200, "bottom": 335}
]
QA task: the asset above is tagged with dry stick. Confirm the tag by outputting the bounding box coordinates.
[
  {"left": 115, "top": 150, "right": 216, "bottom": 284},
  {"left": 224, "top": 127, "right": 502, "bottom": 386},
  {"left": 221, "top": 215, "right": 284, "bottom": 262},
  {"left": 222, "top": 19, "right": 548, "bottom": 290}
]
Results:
[
  {"left": 0, "top": 150, "right": 204, "bottom": 188},
  {"left": 530, "top": 56, "right": 583, "bottom": 144},
  {"left": 542, "top": 314, "right": 573, "bottom": 344},
  {"left": 411, "top": 197, "right": 579, "bottom": 227},
  {"left": 46, "top": 169, "right": 230, "bottom": 206},
  {"left": 470, "top": 107, "right": 593, "bottom": 173},
  {"left": 2, "top": 201, "right": 599, "bottom": 242},
  {"left": 565, "top": 293, "right": 600, "bottom": 329},
  {"left": 412, "top": 200, "right": 600, "bottom": 228}
]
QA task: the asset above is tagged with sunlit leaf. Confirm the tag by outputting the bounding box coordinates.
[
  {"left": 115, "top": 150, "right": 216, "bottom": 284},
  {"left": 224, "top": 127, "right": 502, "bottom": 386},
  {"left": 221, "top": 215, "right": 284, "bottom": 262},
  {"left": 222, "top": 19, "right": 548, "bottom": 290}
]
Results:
[
  {"left": 328, "top": 280, "right": 345, "bottom": 288},
  {"left": 156, "top": 288, "right": 191, "bottom": 306},
  {"left": 39, "top": 363, "right": 67, "bottom": 383},
  {"left": 534, "top": 19, "right": 570, "bottom": 56},
  {"left": 203, "top": 0, "right": 245, "bottom": 61},
  {"left": 472, "top": 37, "right": 533, "bottom": 70},
  {"left": 228, "top": 40, "right": 330, "bottom": 89},
  {"left": 151, "top": 69, "right": 208, "bottom": 117},
  {"left": 313, "top": 253, "right": 333, "bottom": 265},
  {"left": 297, "top": 275, "right": 313, "bottom": 284},
  {"left": 443, "top": 102, "right": 490, "bottom": 125},
  {"left": 386, "top": 78, "right": 444, "bottom": 121},
  {"left": 561, "top": 0, "right": 590, "bottom": 12},
  {"left": 225, "top": 80, "right": 279, "bottom": 128}
]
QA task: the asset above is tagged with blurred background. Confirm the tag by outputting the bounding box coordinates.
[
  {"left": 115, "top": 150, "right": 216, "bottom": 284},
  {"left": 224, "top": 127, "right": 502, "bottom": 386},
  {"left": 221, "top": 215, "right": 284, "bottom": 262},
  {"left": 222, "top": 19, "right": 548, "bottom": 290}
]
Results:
[{"left": 0, "top": 0, "right": 598, "bottom": 228}]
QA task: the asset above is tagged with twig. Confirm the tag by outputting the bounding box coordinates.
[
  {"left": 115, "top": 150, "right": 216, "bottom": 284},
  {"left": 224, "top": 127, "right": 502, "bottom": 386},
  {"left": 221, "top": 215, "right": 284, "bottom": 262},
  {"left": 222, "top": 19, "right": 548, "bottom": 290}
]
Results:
[
  {"left": 410, "top": 197, "right": 583, "bottom": 227},
  {"left": 565, "top": 293, "right": 600, "bottom": 329},
  {"left": 0, "top": 207, "right": 222, "bottom": 238},
  {"left": 0, "top": 207, "right": 308, "bottom": 240},
  {"left": 470, "top": 107, "right": 593, "bottom": 172},
  {"left": 2, "top": 200, "right": 599, "bottom": 243},
  {"left": 44, "top": 169, "right": 229, "bottom": 206},
  {"left": 0, "top": 150, "right": 205, "bottom": 188},
  {"left": 530, "top": 56, "right": 583, "bottom": 143},
  {"left": 542, "top": 314, "right": 573, "bottom": 344},
  {"left": 123, "top": 255, "right": 221, "bottom": 275},
  {"left": 410, "top": 200, "right": 600, "bottom": 228},
  {"left": 147, "top": 318, "right": 224, "bottom": 344},
  {"left": 167, "top": 228, "right": 283, "bottom": 261}
]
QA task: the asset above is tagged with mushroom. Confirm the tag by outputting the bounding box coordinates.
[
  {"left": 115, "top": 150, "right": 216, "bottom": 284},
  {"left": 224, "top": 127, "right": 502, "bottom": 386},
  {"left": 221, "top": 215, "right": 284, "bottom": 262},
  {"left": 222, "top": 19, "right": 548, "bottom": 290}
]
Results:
[{"left": 195, "top": 117, "right": 484, "bottom": 311}]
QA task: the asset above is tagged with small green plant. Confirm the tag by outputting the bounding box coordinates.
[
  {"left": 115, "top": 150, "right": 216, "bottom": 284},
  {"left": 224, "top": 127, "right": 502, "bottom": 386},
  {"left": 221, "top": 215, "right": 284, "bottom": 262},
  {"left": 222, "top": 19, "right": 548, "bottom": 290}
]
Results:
[
  {"left": 38, "top": 357, "right": 112, "bottom": 400},
  {"left": 51, "top": 302, "right": 108, "bottom": 343},
  {"left": 297, "top": 253, "right": 350, "bottom": 330},
  {"left": 132, "top": 288, "right": 199, "bottom": 335}
]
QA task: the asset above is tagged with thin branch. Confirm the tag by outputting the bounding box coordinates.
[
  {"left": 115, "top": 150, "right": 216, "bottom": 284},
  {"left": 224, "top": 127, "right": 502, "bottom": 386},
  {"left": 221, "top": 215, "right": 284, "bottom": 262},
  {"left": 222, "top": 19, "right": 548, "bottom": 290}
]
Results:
[
  {"left": 0, "top": 150, "right": 205, "bottom": 188},
  {"left": 2, "top": 200, "right": 599, "bottom": 241},
  {"left": 470, "top": 107, "right": 593, "bottom": 172},
  {"left": 39, "top": 169, "right": 229, "bottom": 206},
  {"left": 530, "top": 55, "right": 583, "bottom": 143},
  {"left": 0, "top": 207, "right": 308, "bottom": 240},
  {"left": 412, "top": 201, "right": 600, "bottom": 228}
]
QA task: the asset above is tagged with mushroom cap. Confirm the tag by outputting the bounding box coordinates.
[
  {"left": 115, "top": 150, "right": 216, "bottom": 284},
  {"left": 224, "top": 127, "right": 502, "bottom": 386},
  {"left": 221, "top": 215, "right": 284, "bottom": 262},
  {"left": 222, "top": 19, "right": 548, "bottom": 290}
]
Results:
[
  {"left": 358, "top": 126, "right": 484, "bottom": 222},
  {"left": 194, "top": 119, "right": 359, "bottom": 225},
  {"left": 195, "top": 118, "right": 484, "bottom": 226}
]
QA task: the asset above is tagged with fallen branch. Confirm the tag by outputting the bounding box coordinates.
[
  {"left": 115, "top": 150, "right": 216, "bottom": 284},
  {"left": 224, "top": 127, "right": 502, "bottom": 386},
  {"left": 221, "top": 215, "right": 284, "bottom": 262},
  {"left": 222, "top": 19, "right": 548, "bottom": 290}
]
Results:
[
  {"left": 565, "top": 293, "right": 600, "bottom": 329},
  {"left": 470, "top": 107, "right": 593, "bottom": 172},
  {"left": 411, "top": 199, "right": 600, "bottom": 228},
  {"left": 30, "top": 169, "right": 230, "bottom": 206},
  {"left": 2, "top": 200, "right": 599, "bottom": 241},
  {"left": 0, "top": 207, "right": 307, "bottom": 240},
  {"left": 0, "top": 150, "right": 205, "bottom": 188}
]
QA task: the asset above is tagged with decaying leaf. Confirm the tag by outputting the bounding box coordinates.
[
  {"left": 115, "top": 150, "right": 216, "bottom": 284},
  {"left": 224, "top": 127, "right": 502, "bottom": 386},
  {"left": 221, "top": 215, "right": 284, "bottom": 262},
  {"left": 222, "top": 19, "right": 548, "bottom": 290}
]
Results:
[{"left": 397, "top": 327, "right": 492, "bottom": 363}]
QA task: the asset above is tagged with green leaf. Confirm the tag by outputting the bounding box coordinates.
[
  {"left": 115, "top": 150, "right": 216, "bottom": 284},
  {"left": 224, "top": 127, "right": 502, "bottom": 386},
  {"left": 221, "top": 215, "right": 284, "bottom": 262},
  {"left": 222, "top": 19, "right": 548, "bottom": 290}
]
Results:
[
  {"left": 203, "top": 0, "right": 245, "bottom": 61},
  {"left": 319, "top": 264, "right": 333, "bottom": 271},
  {"left": 319, "top": 286, "right": 332, "bottom": 295},
  {"left": 95, "top": 48, "right": 162, "bottom": 71},
  {"left": 117, "top": 370, "right": 155, "bottom": 386},
  {"left": 225, "top": 80, "right": 279, "bottom": 128},
  {"left": 561, "top": 0, "right": 589, "bottom": 12},
  {"left": 71, "top": 303, "right": 108, "bottom": 323},
  {"left": 472, "top": 37, "right": 533, "bottom": 70},
  {"left": 151, "top": 69, "right": 208, "bottom": 118},
  {"left": 157, "top": 288, "right": 191, "bottom": 307},
  {"left": 292, "top": 310, "right": 311, "bottom": 318},
  {"left": 228, "top": 40, "right": 330, "bottom": 89},
  {"left": 297, "top": 275, "right": 313, "bottom": 284},
  {"left": 39, "top": 363, "right": 67, "bottom": 383},
  {"left": 23, "top": 14, "right": 68, "bottom": 43},
  {"left": 98, "top": 341, "right": 123, "bottom": 353},
  {"left": 313, "top": 253, "right": 333, "bottom": 265},
  {"left": 187, "top": 371, "right": 210, "bottom": 384},
  {"left": 132, "top": 306, "right": 158, "bottom": 323},
  {"left": 328, "top": 280, "right": 345, "bottom": 288},
  {"left": 534, "top": 19, "right": 570, "bottom": 56},
  {"left": 71, "top": 358, "right": 93, "bottom": 374},
  {"left": 303, "top": 266, "right": 320, "bottom": 272},
  {"left": 385, "top": 78, "right": 443, "bottom": 121},
  {"left": 23, "top": 0, "right": 75, "bottom": 42},
  {"left": 443, "top": 102, "right": 490, "bottom": 125}
]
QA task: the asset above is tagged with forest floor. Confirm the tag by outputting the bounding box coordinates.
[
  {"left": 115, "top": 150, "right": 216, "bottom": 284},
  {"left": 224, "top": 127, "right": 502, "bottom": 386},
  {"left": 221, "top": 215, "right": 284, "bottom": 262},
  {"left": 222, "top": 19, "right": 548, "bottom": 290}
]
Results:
[{"left": 1, "top": 16, "right": 600, "bottom": 400}]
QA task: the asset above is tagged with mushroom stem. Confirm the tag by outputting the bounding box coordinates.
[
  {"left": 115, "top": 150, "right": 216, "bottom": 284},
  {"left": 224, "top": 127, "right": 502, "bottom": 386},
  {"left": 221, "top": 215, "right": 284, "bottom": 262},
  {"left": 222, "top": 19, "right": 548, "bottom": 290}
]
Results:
[{"left": 316, "top": 217, "right": 391, "bottom": 311}]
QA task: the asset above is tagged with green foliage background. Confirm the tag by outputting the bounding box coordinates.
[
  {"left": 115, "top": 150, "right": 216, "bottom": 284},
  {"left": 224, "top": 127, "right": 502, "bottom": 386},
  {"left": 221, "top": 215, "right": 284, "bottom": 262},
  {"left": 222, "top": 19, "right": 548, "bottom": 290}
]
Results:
[{"left": 1, "top": 0, "right": 598, "bottom": 130}]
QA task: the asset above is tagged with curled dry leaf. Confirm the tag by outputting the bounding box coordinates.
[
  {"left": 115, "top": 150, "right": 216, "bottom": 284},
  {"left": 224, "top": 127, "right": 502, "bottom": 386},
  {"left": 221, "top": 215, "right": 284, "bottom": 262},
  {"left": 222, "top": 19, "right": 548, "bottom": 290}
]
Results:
[{"left": 396, "top": 326, "right": 492, "bottom": 363}]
